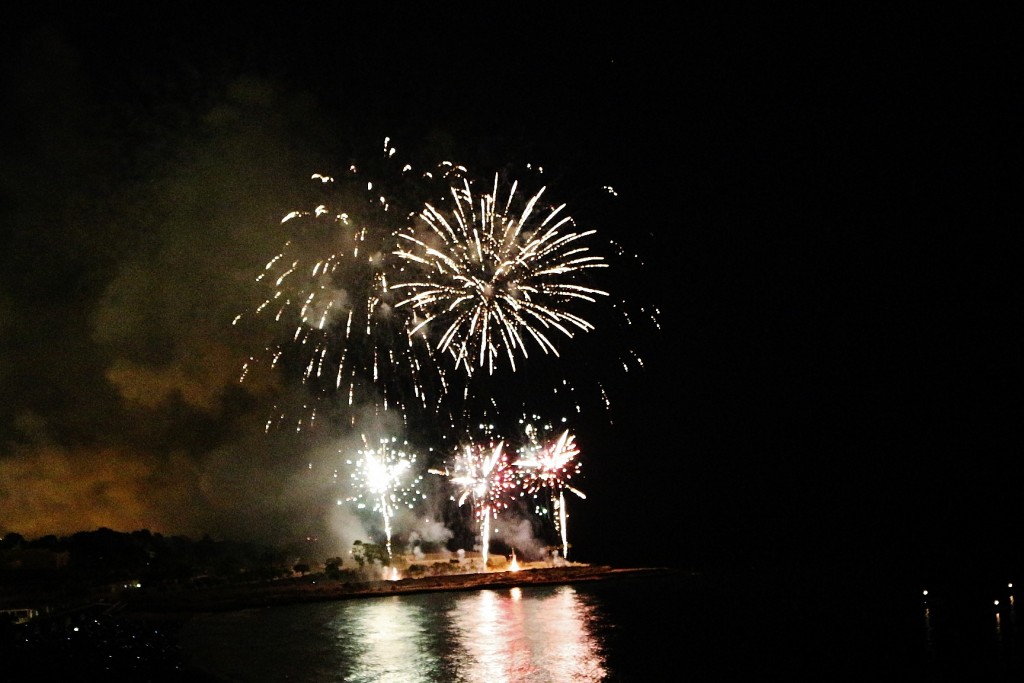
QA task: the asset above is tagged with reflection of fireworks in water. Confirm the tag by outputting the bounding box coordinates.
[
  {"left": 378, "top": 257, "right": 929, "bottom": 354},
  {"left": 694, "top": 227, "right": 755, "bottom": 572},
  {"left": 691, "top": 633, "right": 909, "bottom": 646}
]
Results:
[
  {"left": 392, "top": 172, "right": 610, "bottom": 377},
  {"left": 341, "top": 435, "right": 425, "bottom": 560},
  {"left": 514, "top": 422, "right": 586, "bottom": 561},
  {"left": 429, "top": 436, "right": 517, "bottom": 567}
]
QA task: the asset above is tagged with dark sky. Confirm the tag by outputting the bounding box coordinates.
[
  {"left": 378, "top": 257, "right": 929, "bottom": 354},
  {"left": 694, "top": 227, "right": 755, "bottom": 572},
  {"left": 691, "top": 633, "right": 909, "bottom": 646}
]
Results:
[{"left": 1, "top": 7, "right": 1018, "bottom": 578}]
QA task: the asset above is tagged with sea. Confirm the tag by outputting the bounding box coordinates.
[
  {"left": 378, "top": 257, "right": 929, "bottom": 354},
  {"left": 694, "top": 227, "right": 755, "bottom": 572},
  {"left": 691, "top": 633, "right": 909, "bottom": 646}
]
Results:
[{"left": 177, "top": 566, "right": 1024, "bottom": 682}]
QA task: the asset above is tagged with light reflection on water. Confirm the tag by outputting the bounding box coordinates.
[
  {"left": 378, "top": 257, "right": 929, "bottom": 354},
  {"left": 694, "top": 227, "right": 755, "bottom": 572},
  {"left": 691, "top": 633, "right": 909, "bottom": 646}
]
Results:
[
  {"left": 330, "top": 596, "right": 436, "bottom": 682},
  {"left": 178, "top": 572, "right": 1024, "bottom": 679},
  {"left": 449, "top": 586, "right": 605, "bottom": 682},
  {"left": 181, "top": 584, "right": 607, "bottom": 682}
]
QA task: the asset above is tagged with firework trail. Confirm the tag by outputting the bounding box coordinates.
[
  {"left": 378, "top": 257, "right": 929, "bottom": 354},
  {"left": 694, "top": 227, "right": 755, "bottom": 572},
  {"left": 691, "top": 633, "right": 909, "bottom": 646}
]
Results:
[
  {"left": 392, "top": 172, "right": 610, "bottom": 377},
  {"left": 514, "top": 422, "right": 586, "bottom": 561},
  {"left": 341, "top": 434, "right": 426, "bottom": 560},
  {"left": 429, "top": 437, "right": 517, "bottom": 567}
]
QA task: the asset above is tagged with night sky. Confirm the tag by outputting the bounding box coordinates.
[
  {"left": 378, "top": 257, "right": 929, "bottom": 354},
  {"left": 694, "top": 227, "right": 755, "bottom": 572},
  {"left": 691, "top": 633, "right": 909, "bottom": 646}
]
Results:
[{"left": 1, "top": 7, "right": 1017, "bottom": 581}]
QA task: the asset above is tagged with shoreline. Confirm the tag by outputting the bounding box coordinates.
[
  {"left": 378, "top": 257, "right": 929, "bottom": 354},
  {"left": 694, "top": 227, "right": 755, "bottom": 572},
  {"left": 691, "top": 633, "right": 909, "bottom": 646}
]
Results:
[
  {"left": 116, "top": 564, "right": 682, "bottom": 617},
  {"left": 5, "top": 564, "right": 683, "bottom": 680}
]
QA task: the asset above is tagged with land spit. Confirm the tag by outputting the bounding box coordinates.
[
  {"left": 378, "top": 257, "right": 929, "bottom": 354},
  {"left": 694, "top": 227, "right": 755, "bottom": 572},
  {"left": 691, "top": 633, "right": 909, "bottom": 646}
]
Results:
[{"left": 115, "top": 564, "right": 681, "bottom": 616}]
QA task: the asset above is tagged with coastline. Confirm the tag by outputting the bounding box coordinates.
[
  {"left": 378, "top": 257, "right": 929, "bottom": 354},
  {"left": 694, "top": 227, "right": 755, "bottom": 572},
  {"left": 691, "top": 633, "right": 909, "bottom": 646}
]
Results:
[
  {"left": 4, "top": 564, "right": 681, "bottom": 680},
  {"left": 116, "top": 563, "right": 681, "bottom": 616}
]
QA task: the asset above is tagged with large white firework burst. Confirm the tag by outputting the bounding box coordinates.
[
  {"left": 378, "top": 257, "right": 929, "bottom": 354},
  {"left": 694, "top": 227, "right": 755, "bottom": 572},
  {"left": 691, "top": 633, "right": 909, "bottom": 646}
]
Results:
[{"left": 391, "top": 172, "right": 610, "bottom": 376}]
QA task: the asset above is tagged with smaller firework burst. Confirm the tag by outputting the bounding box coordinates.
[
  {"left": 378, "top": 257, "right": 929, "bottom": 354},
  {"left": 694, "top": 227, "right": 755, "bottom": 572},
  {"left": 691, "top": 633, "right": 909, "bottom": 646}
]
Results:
[
  {"left": 513, "top": 423, "right": 586, "bottom": 561},
  {"left": 235, "top": 151, "right": 450, "bottom": 434},
  {"left": 430, "top": 434, "right": 517, "bottom": 567},
  {"left": 342, "top": 435, "right": 425, "bottom": 560}
]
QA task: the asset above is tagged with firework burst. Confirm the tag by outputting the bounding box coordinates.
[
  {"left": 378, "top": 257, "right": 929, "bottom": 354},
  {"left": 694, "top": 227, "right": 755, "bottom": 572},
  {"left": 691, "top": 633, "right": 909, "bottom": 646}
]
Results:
[
  {"left": 429, "top": 435, "right": 518, "bottom": 566},
  {"left": 237, "top": 140, "right": 656, "bottom": 435},
  {"left": 341, "top": 434, "right": 426, "bottom": 560},
  {"left": 235, "top": 139, "right": 660, "bottom": 563},
  {"left": 513, "top": 421, "right": 586, "bottom": 560},
  {"left": 234, "top": 140, "right": 454, "bottom": 434},
  {"left": 392, "top": 172, "right": 610, "bottom": 376}
]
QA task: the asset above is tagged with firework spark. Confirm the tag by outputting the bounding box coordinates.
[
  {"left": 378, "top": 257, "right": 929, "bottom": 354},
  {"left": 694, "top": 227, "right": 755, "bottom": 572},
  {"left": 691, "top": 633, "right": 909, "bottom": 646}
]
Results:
[
  {"left": 391, "top": 172, "right": 610, "bottom": 376},
  {"left": 514, "top": 423, "right": 586, "bottom": 561},
  {"left": 342, "top": 435, "right": 425, "bottom": 560}
]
